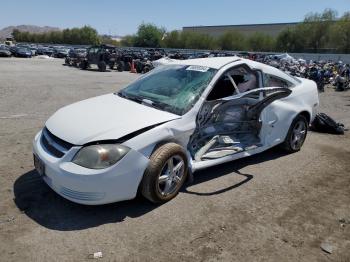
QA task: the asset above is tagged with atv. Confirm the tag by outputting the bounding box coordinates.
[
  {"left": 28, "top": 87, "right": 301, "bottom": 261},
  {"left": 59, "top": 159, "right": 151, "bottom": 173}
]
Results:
[
  {"left": 80, "top": 44, "right": 116, "bottom": 72},
  {"left": 65, "top": 48, "right": 87, "bottom": 67}
]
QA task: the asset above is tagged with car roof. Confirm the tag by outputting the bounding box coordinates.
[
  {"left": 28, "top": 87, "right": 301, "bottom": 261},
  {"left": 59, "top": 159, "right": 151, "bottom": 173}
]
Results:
[
  {"left": 171, "top": 56, "right": 269, "bottom": 71},
  {"left": 172, "top": 56, "right": 241, "bottom": 69},
  {"left": 244, "top": 59, "right": 300, "bottom": 83},
  {"left": 170, "top": 56, "right": 298, "bottom": 84}
]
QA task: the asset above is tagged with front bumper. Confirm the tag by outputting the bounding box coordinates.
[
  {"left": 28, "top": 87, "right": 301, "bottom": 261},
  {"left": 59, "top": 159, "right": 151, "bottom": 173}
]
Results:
[{"left": 32, "top": 130, "right": 149, "bottom": 205}]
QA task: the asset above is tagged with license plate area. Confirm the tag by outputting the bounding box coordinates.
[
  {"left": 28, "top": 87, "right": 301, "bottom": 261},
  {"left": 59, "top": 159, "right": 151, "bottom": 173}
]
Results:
[{"left": 33, "top": 154, "right": 45, "bottom": 176}]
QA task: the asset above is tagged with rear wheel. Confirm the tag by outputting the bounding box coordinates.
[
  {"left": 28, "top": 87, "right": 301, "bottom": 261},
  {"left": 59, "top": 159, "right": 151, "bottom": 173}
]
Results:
[
  {"left": 141, "top": 143, "right": 188, "bottom": 203},
  {"left": 80, "top": 60, "right": 88, "bottom": 70},
  {"left": 143, "top": 66, "right": 151, "bottom": 73},
  {"left": 281, "top": 115, "right": 308, "bottom": 152},
  {"left": 117, "top": 61, "right": 124, "bottom": 72},
  {"left": 135, "top": 62, "right": 143, "bottom": 73},
  {"left": 98, "top": 61, "right": 106, "bottom": 72},
  {"left": 124, "top": 62, "right": 131, "bottom": 71}
]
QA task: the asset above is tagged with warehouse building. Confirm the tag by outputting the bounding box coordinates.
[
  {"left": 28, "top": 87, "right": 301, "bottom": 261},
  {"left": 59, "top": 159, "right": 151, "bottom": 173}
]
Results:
[{"left": 183, "top": 22, "right": 299, "bottom": 37}]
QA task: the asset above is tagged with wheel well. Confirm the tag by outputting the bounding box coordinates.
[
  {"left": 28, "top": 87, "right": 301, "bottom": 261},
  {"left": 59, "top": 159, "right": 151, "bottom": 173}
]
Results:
[
  {"left": 150, "top": 139, "right": 183, "bottom": 155},
  {"left": 149, "top": 140, "right": 193, "bottom": 169},
  {"left": 299, "top": 111, "right": 311, "bottom": 124}
]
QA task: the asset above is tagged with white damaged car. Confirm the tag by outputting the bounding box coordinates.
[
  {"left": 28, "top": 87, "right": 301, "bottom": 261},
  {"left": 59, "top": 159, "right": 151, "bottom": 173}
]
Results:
[{"left": 33, "top": 57, "right": 319, "bottom": 205}]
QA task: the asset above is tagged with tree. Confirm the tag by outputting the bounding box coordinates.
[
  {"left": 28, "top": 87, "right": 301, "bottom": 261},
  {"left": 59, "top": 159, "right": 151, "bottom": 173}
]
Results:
[
  {"left": 217, "top": 31, "right": 246, "bottom": 50},
  {"left": 99, "top": 35, "right": 120, "bottom": 46},
  {"left": 247, "top": 32, "right": 275, "bottom": 52},
  {"left": 133, "top": 23, "right": 165, "bottom": 47},
  {"left": 331, "top": 12, "right": 350, "bottom": 53},
  {"left": 78, "top": 26, "right": 100, "bottom": 45},
  {"left": 12, "top": 25, "right": 99, "bottom": 45},
  {"left": 180, "top": 31, "right": 217, "bottom": 50},
  {"left": 298, "top": 8, "right": 337, "bottom": 52},
  {"left": 12, "top": 29, "right": 20, "bottom": 40},
  {"left": 162, "top": 30, "right": 182, "bottom": 48},
  {"left": 275, "top": 28, "right": 304, "bottom": 52},
  {"left": 120, "top": 35, "right": 136, "bottom": 47}
]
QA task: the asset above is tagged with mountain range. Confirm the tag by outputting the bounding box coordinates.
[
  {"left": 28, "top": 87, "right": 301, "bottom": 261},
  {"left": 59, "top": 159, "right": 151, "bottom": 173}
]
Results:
[{"left": 0, "top": 25, "right": 60, "bottom": 39}]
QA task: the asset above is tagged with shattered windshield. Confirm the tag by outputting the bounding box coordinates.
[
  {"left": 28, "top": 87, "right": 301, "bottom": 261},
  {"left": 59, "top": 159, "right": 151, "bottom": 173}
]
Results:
[{"left": 119, "top": 65, "right": 217, "bottom": 115}]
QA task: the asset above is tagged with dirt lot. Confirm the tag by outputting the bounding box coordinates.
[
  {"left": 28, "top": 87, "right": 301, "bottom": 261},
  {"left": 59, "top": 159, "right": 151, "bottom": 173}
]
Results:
[{"left": 0, "top": 58, "right": 349, "bottom": 262}]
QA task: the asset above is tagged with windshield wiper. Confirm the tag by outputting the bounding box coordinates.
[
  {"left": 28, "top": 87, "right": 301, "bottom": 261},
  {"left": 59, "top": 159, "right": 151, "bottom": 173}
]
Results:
[
  {"left": 141, "top": 98, "right": 171, "bottom": 111},
  {"left": 117, "top": 92, "right": 178, "bottom": 114},
  {"left": 117, "top": 92, "right": 143, "bottom": 104}
]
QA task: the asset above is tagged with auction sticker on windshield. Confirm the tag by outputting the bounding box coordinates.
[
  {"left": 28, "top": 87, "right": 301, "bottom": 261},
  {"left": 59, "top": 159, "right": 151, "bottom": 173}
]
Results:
[{"left": 186, "top": 65, "right": 210, "bottom": 72}]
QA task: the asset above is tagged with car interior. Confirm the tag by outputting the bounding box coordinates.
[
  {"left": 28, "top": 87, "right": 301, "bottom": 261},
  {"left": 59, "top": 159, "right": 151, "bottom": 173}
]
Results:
[
  {"left": 207, "top": 65, "right": 259, "bottom": 100},
  {"left": 188, "top": 64, "right": 291, "bottom": 161}
]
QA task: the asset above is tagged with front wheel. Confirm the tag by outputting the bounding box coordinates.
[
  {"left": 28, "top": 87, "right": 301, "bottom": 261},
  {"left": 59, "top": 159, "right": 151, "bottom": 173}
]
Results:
[
  {"left": 80, "top": 60, "right": 88, "bottom": 70},
  {"left": 98, "top": 61, "right": 106, "bottom": 72},
  {"left": 281, "top": 115, "right": 308, "bottom": 153},
  {"left": 141, "top": 143, "right": 188, "bottom": 203}
]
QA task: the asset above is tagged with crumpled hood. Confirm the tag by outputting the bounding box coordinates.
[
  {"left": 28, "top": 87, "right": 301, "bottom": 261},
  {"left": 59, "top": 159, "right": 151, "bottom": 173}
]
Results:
[{"left": 46, "top": 94, "right": 180, "bottom": 145}]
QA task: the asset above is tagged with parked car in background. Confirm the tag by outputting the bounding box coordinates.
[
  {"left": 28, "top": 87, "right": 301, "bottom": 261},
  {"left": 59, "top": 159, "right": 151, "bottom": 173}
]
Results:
[
  {"left": 13, "top": 47, "right": 32, "bottom": 58},
  {"left": 37, "top": 47, "right": 54, "bottom": 56},
  {"left": 36, "top": 47, "right": 46, "bottom": 55},
  {"left": 29, "top": 47, "right": 37, "bottom": 56},
  {"left": 9, "top": 46, "right": 17, "bottom": 54},
  {"left": 53, "top": 48, "right": 69, "bottom": 58},
  {"left": 33, "top": 57, "right": 319, "bottom": 205},
  {"left": 0, "top": 45, "right": 12, "bottom": 57}
]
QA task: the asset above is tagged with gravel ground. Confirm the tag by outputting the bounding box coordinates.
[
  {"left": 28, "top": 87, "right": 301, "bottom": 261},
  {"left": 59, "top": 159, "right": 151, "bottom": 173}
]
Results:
[{"left": 0, "top": 58, "right": 349, "bottom": 262}]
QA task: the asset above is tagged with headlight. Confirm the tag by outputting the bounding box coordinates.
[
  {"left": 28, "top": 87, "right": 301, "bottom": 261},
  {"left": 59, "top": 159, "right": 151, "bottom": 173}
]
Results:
[{"left": 72, "top": 144, "right": 130, "bottom": 169}]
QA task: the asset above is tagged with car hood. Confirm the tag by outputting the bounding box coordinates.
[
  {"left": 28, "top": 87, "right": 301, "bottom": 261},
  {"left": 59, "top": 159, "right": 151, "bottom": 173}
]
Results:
[{"left": 46, "top": 94, "right": 180, "bottom": 145}]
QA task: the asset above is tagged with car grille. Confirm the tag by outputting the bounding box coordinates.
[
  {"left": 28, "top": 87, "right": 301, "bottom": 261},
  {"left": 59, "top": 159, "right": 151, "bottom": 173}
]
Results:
[
  {"left": 41, "top": 127, "right": 73, "bottom": 158},
  {"left": 59, "top": 186, "right": 105, "bottom": 201}
]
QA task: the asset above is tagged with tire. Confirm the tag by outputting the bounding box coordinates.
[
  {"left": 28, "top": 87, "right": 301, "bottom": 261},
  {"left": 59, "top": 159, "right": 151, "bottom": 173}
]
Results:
[
  {"left": 80, "top": 60, "right": 88, "bottom": 70},
  {"left": 135, "top": 62, "right": 143, "bottom": 73},
  {"left": 98, "top": 61, "right": 106, "bottom": 72},
  {"left": 141, "top": 143, "right": 188, "bottom": 203},
  {"left": 123, "top": 62, "right": 131, "bottom": 71},
  {"left": 143, "top": 66, "right": 151, "bottom": 73},
  {"left": 281, "top": 114, "right": 308, "bottom": 153},
  {"left": 117, "top": 61, "right": 124, "bottom": 72}
]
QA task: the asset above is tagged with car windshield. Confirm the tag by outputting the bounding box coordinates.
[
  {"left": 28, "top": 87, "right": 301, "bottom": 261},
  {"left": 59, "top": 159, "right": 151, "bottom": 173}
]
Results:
[{"left": 119, "top": 65, "right": 217, "bottom": 115}]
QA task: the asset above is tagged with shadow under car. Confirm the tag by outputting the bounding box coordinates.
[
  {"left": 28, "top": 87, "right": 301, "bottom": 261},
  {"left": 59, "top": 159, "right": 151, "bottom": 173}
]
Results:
[{"left": 13, "top": 147, "right": 287, "bottom": 231}]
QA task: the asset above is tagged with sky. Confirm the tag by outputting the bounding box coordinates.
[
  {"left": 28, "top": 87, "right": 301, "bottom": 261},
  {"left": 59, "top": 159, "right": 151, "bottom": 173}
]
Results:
[{"left": 1, "top": 0, "right": 349, "bottom": 36}]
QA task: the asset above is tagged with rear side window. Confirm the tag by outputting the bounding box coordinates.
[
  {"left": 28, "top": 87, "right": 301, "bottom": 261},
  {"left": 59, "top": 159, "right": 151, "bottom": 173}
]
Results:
[
  {"left": 88, "top": 48, "right": 98, "bottom": 54},
  {"left": 263, "top": 74, "right": 294, "bottom": 88},
  {"left": 207, "top": 64, "right": 259, "bottom": 101}
]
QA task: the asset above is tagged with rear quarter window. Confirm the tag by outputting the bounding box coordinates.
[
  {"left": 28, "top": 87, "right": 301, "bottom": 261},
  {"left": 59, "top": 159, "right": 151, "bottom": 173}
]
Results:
[{"left": 263, "top": 74, "right": 294, "bottom": 88}]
